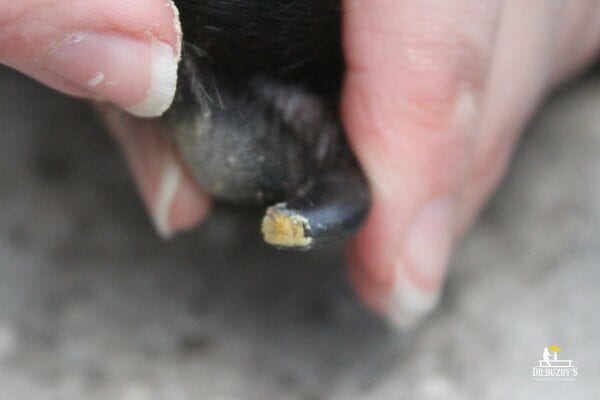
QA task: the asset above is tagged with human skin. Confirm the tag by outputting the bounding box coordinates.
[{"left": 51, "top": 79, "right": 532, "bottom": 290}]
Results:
[{"left": 1, "top": 0, "right": 599, "bottom": 326}]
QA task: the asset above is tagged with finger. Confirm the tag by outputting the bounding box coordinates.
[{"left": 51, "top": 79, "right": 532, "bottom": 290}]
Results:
[
  {"left": 99, "top": 105, "right": 210, "bottom": 238},
  {"left": 0, "top": 0, "right": 182, "bottom": 117},
  {"left": 342, "top": 0, "right": 501, "bottom": 327},
  {"left": 551, "top": 0, "right": 600, "bottom": 86},
  {"left": 459, "top": 0, "right": 600, "bottom": 234},
  {"left": 457, "top": 0, "right": 559, "bottom": 233}
]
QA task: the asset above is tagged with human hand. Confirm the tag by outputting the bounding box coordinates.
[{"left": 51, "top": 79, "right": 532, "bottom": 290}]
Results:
[
  {"left": 0, "top": 0, "right": 182, "bottom": 117},
  {"left": 3, "top": 0, "right": 599, "bottom": 328},
  {"left": 343, "top": 0, "right": 600, "bottom": 326},
  {"left": 0, "top": 0, "right": 210, "bottom": 237}
]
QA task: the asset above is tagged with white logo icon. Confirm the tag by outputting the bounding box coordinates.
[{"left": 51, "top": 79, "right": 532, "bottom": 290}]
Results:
[{"left": 532, "top": 345, "right": 578, "bottom": 381}]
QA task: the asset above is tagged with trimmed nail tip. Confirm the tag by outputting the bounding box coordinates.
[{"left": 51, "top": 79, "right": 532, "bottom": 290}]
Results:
[
  {"left": 151, "top": 155, "right": 182, "bottom": 239},
  {"left": 125, "top": 39, "right": 179, "bottom": 118}
]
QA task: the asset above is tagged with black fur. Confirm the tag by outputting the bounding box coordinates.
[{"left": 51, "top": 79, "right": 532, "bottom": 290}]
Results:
[
  {"left": 174, "top": 0, "right": 343, "bottom": 94},
  {"left": 167, "top": 0, "right": 370, "bottom": 248}
]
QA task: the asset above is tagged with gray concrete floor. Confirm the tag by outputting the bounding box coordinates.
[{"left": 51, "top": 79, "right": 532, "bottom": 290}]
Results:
[{"left": 0, "top": 66, "right": 599, "bottom": 399}]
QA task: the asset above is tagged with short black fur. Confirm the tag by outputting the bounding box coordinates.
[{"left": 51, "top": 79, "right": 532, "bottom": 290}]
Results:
[
  {"left": 174, "top": 0, "right": 343, "bottom": 94},
  {"left": 167, "top": 0, "right": 370, "bottom": 249}
]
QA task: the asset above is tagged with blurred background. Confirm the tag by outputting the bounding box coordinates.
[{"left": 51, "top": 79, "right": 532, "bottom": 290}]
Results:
[{"left": 0, "top": 64, "right": 599, "bottom": 399}]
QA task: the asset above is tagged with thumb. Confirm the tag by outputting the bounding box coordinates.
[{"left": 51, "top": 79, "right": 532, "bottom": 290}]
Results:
[
  {"left": 342, "top": 0, "right": 500, "bottom": 327},
  {"left": 0, "top": 0, "right": 181, "bottom": 117}
]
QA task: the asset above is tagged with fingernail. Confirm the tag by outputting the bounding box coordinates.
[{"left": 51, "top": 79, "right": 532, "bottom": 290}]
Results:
[
  {"left": 387, "top": 271, "right": 442, "bottom": 329},
  {"left": 386, "top": 197, "right": 455, "bottom": 328},
  {"left": 168, "top": 168, "right": 212, "bottom": 234},
  {"left": 152, "top": 154, "right": 183, "bottom": 239},
  {"left": 43, "top": 31, "right": 179, "bottom": 117},
  {"left": 151, "top": 155, "right": 210, "bottom": 239}
]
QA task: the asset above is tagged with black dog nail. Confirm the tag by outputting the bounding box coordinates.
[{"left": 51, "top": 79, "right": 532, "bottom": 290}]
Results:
[
  {"left": 168, "top": 0, "right": 370, "bottom": 250},
  {"left": 262, "top": 168, "right": 370, "bottom": 250}
]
